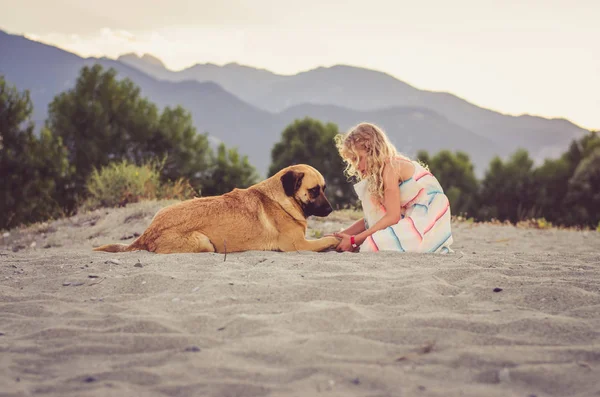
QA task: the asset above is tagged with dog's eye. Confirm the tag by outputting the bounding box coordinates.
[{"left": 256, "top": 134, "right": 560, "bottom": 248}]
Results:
[{"left": 309, "top": 187, "right": 320, "bottom": 197}]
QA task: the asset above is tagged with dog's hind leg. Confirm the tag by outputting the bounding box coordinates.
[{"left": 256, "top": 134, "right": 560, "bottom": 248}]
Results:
[{"left": 152, "top": 231, "right": 216, "bottom": 254}]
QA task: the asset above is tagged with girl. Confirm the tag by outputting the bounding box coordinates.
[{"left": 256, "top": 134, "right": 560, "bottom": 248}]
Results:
[{"left": 332, "top": 122, "right": 453, "bottom": 253}]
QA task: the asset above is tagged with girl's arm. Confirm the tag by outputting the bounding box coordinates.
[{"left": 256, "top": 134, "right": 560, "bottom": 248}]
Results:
[
  {"left": 335, "top": 160, "right": 413, "bottom": 251},
  {"left": 353, "top": 162, "right": 403, "bottom": 245},
  {"left": 340, "top": 217, "right": 366, "bottom": 236}
]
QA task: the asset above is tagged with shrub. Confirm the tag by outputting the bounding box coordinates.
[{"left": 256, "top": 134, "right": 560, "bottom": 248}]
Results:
[{"left": 82, "top": 159, "right": 196, "bottom": 210}]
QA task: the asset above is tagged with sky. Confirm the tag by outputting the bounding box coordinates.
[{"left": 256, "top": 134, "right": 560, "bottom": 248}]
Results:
[{"left": 1, "top": 0, "right": 598, "bottom": 130}]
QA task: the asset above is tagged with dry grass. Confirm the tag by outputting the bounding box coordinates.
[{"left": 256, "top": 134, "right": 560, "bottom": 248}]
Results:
[{"left": 82, "top": 160, "right": 196, "bottom": 211}]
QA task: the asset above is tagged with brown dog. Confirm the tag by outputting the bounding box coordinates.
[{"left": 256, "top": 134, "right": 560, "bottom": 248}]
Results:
[{"left": 93, "top": 164, "right": 340, "bottom": 254}]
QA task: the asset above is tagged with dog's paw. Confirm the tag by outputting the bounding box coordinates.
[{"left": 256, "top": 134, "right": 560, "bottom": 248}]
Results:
[{"left": 328, "top": 235, "right": 342, "bottom": 248}]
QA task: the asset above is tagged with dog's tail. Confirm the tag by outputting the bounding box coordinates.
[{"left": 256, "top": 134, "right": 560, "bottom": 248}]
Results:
[{"left": 93, "top": 243, "right": 133, "bottom": 253}]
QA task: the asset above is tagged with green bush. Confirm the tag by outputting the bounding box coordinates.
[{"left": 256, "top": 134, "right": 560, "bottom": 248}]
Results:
[{"left": 82, "top": 159, "right": 196, "bottom": 210}]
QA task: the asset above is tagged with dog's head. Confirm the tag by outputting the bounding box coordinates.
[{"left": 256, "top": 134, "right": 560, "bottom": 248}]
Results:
[{"left": 280, "top": 165, "right": 333, "bottom": 218}]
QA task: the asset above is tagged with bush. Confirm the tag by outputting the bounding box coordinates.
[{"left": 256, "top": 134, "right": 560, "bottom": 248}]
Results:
[{"left": 82, "top": 159, "right": 196, "bottom": 210}]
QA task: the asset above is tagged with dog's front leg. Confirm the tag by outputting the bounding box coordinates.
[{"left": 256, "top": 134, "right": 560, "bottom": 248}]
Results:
[{"left": 281, "top": 236, "right": 341, "bottom": 252}]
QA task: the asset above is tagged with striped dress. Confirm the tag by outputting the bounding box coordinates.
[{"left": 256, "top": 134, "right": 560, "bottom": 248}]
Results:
[{"left": 354, "top": 160, "right": 454, "bottom": 253}]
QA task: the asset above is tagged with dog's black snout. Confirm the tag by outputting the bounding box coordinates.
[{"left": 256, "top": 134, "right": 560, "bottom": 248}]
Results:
[
  {"left": 313, "top": 201, "right": 333, "bottom": 217},
  {"left": 303, "top": 196, "right": 334, "bottom": 218}
]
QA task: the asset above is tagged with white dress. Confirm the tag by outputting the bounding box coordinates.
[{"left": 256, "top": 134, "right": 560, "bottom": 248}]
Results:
[{"left": 354, "top": 160, "right": 454, "bottom": 253}]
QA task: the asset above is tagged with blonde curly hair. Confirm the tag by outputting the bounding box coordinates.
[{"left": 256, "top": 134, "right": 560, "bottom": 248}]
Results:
[{"left": 334, "top": 122, "right": 409, "bottom": 204}]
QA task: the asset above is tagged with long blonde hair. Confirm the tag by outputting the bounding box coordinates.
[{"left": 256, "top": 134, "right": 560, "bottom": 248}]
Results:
[{"left": 334, "top": 122, "right": 408, "bottom": 204}]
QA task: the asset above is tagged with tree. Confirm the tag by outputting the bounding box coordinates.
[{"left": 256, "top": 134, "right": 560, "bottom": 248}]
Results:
[
  {"left": 151, "top": 106, "right": 213, "bottom": 188},
  {"left": 416, "top": 149, "right": 479, "bottom": 217},
  {"left": 45, "top": 64, "right": 212, "bottom": 208},
  {"left": 563, "top": 130, "right": 600, "bottom": 175},
  {"left": 0, "top": 76, "right": 70, "bottom": 229},
  {"left": 530, "top": 157, "right": 571, "bottom": 225},
  {"left": 199, "top": 142, "right": 260, "bottom": 197},
  {"left": 477, "top": 149, "right": 537, "bottom": 223},
  {"left": 268, "top": 117, "right": 356, "bottom": 208},
  {"left": 564, "top": 147, "right": 600, "bottom": 228},
  {"left": 532, "top": 130, "right": 600, "bottom": 226}
]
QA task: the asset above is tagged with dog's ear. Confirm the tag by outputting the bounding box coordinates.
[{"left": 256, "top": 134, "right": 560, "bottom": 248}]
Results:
[{"left": 281, "top": 170, "right": 305, "bottom": 197}]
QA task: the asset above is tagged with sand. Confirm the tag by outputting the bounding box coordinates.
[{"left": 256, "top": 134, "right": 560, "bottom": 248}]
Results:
[{"left": 1, "top": 200, "right": 600, "bottom": 397}]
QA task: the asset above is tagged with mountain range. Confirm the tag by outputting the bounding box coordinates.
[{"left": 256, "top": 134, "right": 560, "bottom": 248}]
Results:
[{"left": 0, "top": 29, "right": 589, "bottom": 177}]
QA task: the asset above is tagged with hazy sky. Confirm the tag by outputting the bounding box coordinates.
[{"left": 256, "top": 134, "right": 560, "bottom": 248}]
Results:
[{"left": 1, "top": 0, "right": 598, "bottom": 129}]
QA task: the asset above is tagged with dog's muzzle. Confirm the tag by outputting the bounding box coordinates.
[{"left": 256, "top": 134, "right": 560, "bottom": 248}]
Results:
[{"left": 303, "top": 198, "right": 333, "bottom": 217}]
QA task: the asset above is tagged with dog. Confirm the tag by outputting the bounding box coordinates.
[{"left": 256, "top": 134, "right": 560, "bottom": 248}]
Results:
[{"left": 93, "top": 164, "right": 341, "bottom": 254}]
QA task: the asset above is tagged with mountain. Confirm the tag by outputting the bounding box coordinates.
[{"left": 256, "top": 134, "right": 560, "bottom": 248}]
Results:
[
  {"left": 117, "top": 53, "right": 171, "bottom": 80},
  {"left": 0, "top": 29, "right": 587, "bottom": 178},
  {"left": 0, "top": 31, "right": 89, "bottom": 126},
  {"left": 178, "top": 63, "right": 286, "bottom": 103},
  {"left": 119, "top": 53, "right": 286, "bottom": 101},
  {"left": 0, "top": 30, "right": 278, "bottom": 173},
  {"left": 115, "top": 56, "right": 589, "bottom": 164}
]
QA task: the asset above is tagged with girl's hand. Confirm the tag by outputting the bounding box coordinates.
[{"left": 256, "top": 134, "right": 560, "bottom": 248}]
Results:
[{"left": 333, "top": 232, "right": 358, "bottom": 252}]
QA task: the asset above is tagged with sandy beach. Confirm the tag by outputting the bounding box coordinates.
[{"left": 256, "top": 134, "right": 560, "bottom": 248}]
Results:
[{"left": 1, "top": 200, "right": 599, "bottom": 397}]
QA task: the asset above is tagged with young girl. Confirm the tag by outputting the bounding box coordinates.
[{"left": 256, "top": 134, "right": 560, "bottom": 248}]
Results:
[{"left": 332, "top": 122, "right": 453, "bottom": 253}]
